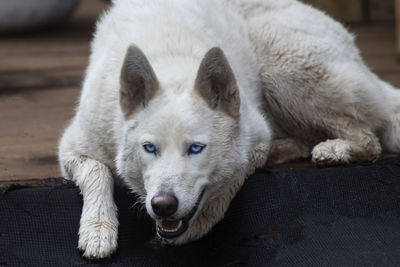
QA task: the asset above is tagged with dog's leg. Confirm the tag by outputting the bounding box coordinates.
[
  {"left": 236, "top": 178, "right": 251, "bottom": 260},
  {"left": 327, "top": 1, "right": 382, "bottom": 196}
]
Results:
[
  {"left": 312, "top": 118, "right": 382, "bottom": 166},
  {"left": 380, "top": 80, "right": 400, "bottom": 153},
  {"left": 61, "top": 154, "right": 118, "bottom": 259},
  {"left": 267, "top": 137, "right": 313, "bottom": 166},
  {"left": 248, "top": 142, "right": 270, "bottom": 173}
]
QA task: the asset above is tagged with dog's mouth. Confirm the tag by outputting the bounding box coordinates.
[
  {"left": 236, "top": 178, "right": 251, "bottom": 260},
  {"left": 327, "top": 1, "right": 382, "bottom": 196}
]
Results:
[{"left": 156, "top": 188, "right": 205, "bottom": 239}]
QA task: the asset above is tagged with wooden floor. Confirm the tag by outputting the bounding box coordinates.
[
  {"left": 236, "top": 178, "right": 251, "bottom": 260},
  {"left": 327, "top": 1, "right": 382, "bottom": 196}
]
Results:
[
  {"left": 0, "top": 0, "right": 109, "bottom": 185},
  {"left": 0, "top": 1, "right": 399, "bottom": 185}
]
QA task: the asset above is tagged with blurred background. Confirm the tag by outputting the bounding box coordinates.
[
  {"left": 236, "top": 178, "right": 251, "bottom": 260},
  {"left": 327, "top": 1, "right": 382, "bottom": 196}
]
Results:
[{"left": 0, "top": 0, "right": 399, "bottom": 185}]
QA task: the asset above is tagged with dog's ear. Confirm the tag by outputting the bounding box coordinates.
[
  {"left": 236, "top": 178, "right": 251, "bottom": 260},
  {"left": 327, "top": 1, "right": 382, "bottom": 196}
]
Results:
[
  {"left": 195, "top": 47, "right": 240, "bottom": 118},
  {"left": 120, "top": 44, "right": 159, "bottom": 117}
]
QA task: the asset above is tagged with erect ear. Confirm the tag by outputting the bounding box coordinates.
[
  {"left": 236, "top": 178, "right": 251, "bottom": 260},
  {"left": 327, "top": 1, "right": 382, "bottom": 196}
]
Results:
[
  {"left": 194, "top": 47, "right": 240, "bottom": 118},
  {"left": 120, "top": 44, "right": 159, "bottom": 117}
]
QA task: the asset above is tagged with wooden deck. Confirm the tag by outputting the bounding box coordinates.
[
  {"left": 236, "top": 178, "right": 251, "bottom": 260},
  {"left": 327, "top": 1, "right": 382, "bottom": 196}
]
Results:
[{"left": 0, "top": 1, "right": 399, "bottom": 185}]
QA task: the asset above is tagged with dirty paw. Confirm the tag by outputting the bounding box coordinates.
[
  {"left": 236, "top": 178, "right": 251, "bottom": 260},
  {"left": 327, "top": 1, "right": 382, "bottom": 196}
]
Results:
[
  {"left": 78, "top": 218, "right": 118, "bottom": 259},
  {"left": 252, "top": 143, "right": 269, "bottom": 168},
  {"left": 247, "top": 143, "right": 269, "bottom": 176},
  {"left": 312, "top": 139, "right": 351, "bottom": 167}
]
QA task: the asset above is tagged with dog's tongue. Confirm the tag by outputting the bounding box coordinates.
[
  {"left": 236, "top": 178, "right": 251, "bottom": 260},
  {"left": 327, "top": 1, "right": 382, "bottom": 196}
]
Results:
[{"left": 161, "top": 220, "right": 181, "bottom": 230}]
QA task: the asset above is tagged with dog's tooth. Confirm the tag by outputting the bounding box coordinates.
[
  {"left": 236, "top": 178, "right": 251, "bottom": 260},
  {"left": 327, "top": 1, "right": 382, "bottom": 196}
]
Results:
[{"left": 159, "top": 220, "right": 183, "bottom": 232}]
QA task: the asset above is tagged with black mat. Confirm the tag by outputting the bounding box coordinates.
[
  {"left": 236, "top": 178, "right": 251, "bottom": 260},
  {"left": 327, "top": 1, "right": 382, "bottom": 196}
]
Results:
[{"left": 1, "top": 158, "right": 400, "bottom": 266}]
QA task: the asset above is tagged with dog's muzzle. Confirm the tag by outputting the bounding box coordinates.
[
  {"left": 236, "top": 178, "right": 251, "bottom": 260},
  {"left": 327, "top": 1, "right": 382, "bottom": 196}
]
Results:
[{"left": 155, "top": 188, "right": 205, "bottom": 239}]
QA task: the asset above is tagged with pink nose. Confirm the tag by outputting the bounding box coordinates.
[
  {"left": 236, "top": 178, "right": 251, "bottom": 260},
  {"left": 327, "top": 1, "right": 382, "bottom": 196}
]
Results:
[{"left": 151, "top": 194, "right": 178, "bottom": 218}]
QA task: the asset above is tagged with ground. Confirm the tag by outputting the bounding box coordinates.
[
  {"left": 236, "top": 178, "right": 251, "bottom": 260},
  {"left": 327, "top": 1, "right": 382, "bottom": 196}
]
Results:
[{"left": 0, "top": 0, "right": 399, "bottom": 185}]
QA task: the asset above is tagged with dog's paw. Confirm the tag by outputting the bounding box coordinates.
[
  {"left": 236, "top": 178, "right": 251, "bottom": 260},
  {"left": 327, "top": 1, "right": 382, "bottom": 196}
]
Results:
[
  {"left": 78, "top": 218, "right": 118, "bottom": 259},
  {"left": 247, "top": 143, "right": 269, "bottom": 175},
  {"left": 312, "top": 139, "right": 352, "bottom": 167}
]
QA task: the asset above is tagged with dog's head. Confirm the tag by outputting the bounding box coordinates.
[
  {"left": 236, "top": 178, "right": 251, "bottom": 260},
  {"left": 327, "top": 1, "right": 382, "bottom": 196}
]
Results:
[{"left": 116, "top": 45, "right": 249, "bottom": 241}]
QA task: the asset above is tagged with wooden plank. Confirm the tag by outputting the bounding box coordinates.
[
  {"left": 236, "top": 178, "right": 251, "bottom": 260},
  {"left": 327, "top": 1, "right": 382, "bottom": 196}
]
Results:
[
  {"left": 0, "top": 87, "right": 80, "bottom": 182},
  {"left": 304, "top": 0, "right": 364, "bottom": 23},
  {"left": 0, "top": 67, "right": 85, "bottom": 93},
  {"left": 370, "top": 0, "right": 395, "bottom": 22}
]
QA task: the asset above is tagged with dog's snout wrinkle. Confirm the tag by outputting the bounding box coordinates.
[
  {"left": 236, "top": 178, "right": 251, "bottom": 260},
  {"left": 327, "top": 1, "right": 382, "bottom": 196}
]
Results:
[{"left": 151, "top": 193, "right": 179, "bottom": 218}]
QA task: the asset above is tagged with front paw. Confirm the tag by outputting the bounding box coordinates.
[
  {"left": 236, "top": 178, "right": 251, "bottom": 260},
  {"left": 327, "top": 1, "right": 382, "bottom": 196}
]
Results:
[
  {"left": 312, "top": 139, "right": 351, "bottom": 167},
  {"left": 249, "top": 143, "right": 269, "bottom": 171},
  {"left": 78, "top": 217, "right": 118, "bottom": 259}
]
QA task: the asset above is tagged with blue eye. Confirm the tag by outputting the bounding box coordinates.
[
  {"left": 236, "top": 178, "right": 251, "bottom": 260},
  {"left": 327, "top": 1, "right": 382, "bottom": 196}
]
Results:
[
  {"left": 143, "top": 143, "right": 156, "bottom": 154},
  {"left": 188, "top": 144, "right": 206, "bottom": 154}
]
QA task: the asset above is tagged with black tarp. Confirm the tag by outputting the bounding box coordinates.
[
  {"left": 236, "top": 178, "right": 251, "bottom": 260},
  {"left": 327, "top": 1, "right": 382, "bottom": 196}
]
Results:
[{"left": 1, "top": 157, "right": 400, "bottom": 266}]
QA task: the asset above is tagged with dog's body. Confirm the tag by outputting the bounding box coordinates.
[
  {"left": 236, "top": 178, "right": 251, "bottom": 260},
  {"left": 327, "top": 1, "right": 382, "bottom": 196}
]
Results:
[
  {"left": 229, "top": 0, "right": 400, "bottom": 165},
  {"left": 59, "top": 0, "right": 400, "bottom": 258}
]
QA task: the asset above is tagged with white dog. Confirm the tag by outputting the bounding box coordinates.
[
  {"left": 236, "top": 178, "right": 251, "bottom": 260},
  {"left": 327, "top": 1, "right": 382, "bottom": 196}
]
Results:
[{"left": 59, "top": 0, "right": 400, "bottom": 259}]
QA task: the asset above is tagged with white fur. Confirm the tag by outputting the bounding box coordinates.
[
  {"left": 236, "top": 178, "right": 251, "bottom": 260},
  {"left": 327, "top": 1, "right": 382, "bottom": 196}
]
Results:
[
  {"left": 228, "top": 0, "right": 399, "bottom": 161},
  {"left": 59, "top": 0, "right": 400, "bottom": 259},
  {"left": 59, "top": 0, "right": 270, "bottom": 258}
]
